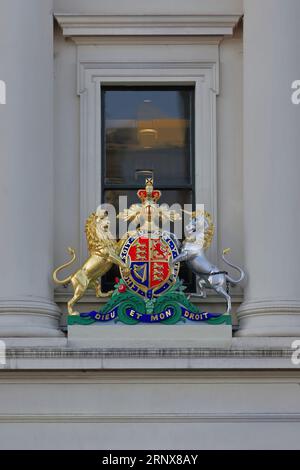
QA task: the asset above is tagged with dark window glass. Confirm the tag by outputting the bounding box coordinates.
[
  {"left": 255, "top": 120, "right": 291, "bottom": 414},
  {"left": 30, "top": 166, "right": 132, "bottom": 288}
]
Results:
[
  {"left": 103, "top": 87, "right": 193, "bottom": 187},
  {"left": 101, "top": 86, "right": 195, "bottom": 291}
]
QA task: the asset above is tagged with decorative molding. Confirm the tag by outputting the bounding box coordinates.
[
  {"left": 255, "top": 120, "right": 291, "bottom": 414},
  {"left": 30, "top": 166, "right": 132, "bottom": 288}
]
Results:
[
  {"left": 238, "top": 299, "right": 300, "bottom": 316},
  {"left": 0, "top": 412, "right": 299, "bottom": 424},
  {"left": 70, "top": 36, "right": 224, "bottom": 46},
  {"left": 55, "top": 14, "right": 241, "bottom": 38},
  {"left": 0, "top": 369, "right": 299, "bottom": 382},
  {"left": 0, "top": 297, "right": 61, "bottom": 317},
  {"left": 77, "top": 60, "right": 220, "bottom": 95},
  {"left": 237, "top": 299, "right": 300, "bottom": 337},
  {"left": 0, "top": 297, "right": 63, "bottom": 337},
  {"left": 1, "top": 343, "right": 297, "bottom": 370},
  {"left": 4, "top": 347, "right": 294, "bottom": 360}
]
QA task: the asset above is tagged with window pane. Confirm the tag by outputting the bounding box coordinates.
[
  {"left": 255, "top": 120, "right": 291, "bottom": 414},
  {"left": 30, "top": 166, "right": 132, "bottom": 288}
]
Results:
[
  {"left": 101, "top": 86, "right": 195, "bottom": 291},
  {"left": 102, "top": 87, "right": 193, "bottom": 187}
]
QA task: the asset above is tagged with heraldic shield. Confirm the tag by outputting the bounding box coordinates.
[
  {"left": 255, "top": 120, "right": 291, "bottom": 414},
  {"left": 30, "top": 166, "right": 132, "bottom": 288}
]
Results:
[
  {"left": 119, "top": 232, "right": 180, "bottom": 299},
  {"left": 53, "top": 177, "right": 243, "bottom": 327}
]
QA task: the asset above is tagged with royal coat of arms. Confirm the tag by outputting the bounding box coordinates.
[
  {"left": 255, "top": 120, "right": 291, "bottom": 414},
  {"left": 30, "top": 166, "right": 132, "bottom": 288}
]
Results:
[
  {"left": 119, "top": 232, "right": 180, "bottom": 299},
  {"left": 53, "top": 178, "right": 244, "bottom": 326}
]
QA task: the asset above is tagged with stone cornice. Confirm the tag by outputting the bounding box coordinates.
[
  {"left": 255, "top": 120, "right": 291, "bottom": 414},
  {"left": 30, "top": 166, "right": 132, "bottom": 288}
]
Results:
[
  {"left": 54, "top": 14, "right": 241, "bottom": 37},
  {"left": 0, "top": 412, "right": 299, "bottom": 424},
  {"left": 4, "top": 347, "right": 294, "bottom": 360},
  {"left": 0, "top": 343, "right": 297, "bottom": 370}
]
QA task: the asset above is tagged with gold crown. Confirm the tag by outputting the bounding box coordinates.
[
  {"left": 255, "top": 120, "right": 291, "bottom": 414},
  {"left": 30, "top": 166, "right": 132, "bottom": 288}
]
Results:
[{"left": 137, "top": 178, "right": 161, "bottom": 203}]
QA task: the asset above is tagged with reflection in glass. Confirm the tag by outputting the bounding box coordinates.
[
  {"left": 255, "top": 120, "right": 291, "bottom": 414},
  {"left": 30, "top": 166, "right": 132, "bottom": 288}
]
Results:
[{"left": 103, "top": 87, "right": 193, "bottom": 187}]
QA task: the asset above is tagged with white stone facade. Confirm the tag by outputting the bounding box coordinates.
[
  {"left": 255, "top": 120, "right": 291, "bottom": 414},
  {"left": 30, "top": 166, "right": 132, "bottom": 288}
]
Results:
[{"left": 0, "top": 0, "right": 300, "bottom": 449}]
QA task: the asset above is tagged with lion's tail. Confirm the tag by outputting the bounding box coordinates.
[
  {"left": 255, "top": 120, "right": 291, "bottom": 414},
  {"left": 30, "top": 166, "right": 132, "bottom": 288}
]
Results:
[{"left": 52, "top": 247, "right": 76, "bottom": 285}]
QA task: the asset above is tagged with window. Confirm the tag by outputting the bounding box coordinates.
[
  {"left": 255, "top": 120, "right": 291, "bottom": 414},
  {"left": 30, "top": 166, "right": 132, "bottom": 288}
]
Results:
[
  {"left": 102, "top": 86, "right": 194, "bottom": 207},
  {"left": 75, "top": 41, "right": 219, "bottom": 295},
  {"left": 101, "top": 85, "right": 195, "bottom": 290}
]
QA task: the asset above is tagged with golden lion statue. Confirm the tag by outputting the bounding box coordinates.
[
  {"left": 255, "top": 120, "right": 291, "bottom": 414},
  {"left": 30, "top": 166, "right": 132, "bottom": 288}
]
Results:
[{"left": 53, "top": 209, "right": 129, "bottom": 316}]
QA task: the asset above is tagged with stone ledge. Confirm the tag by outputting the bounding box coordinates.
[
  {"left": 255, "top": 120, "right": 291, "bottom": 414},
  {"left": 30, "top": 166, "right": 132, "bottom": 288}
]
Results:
[
  {"left": 0, "top": 337, "right": 298, "bottom": 370},
  {"left": 0, "top": 347, "right": 298, "bottom": 371},
  {"left": 0, "top": 412, "right": 300, "bottom": 423},
  {"left": 2, "top": 346, "right": 295, "bottom": 359},
  {"left": 54, "top": 14, "right": 241, "bottom": 38}
]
